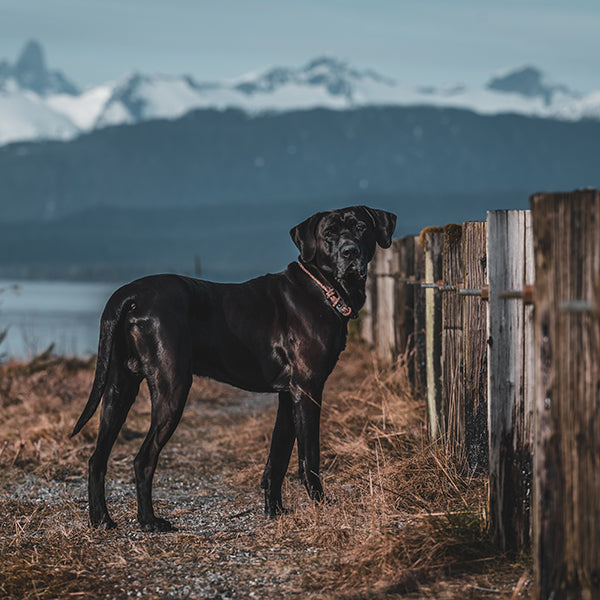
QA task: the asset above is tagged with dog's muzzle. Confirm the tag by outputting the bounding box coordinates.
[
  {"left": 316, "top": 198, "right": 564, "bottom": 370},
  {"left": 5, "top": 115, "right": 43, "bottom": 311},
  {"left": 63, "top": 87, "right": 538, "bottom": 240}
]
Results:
[{"left": 337, "top": 241, "right": 367, "bottom": 280}]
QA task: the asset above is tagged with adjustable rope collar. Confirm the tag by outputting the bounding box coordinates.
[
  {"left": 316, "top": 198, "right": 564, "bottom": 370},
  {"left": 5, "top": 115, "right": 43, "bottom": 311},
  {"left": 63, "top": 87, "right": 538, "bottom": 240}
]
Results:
[{"left": 297, "top": 261, "right": 353, "bottom": 318}]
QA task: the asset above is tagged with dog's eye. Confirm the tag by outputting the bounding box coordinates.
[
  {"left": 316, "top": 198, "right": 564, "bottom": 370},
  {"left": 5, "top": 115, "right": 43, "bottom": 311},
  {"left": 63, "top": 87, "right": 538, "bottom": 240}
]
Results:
[
  {"left": 323, "top": 228, "right": 337, "bottom": 240},
  {"left": 355, "top": 223, "right": 366, "bottom": 234}
]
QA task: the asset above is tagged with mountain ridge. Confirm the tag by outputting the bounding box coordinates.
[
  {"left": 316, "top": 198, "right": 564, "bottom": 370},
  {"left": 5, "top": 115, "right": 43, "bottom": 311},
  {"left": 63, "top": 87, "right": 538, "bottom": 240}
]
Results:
[
  {"left": 1, "top": 104, "right": 598, "bottom": 223},
  {"left": 1, "top": 41, "right": 599, "bottom": 147}
]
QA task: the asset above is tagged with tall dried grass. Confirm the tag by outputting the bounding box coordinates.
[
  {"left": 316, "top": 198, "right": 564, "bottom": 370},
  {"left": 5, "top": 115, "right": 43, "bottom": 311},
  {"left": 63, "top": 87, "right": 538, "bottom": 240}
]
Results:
[
  {"left": 244, "top": 347, "right": 503, "bottom": 596},
  {"left": 0, "top": 344, "right": 530, "bottom": 599}
]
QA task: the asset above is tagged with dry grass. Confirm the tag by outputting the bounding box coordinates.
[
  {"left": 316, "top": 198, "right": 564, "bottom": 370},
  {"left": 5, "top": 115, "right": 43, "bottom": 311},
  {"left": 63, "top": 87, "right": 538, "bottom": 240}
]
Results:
[{"left": 0, "top": 343, "right": 532, "bottom": 599}]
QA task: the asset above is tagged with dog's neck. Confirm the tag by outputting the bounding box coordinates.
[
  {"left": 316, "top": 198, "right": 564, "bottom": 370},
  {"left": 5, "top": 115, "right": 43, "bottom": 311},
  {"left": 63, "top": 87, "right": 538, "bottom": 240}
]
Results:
[{"left": 296, "top": 261, "right": 364, "bottom": 319}]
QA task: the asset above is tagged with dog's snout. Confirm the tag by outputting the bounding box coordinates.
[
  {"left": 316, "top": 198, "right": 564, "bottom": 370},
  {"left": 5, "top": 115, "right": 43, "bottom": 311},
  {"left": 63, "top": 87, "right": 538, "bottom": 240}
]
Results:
[{"left": 341, "top": 243, "right": 360, "bottom": 260}]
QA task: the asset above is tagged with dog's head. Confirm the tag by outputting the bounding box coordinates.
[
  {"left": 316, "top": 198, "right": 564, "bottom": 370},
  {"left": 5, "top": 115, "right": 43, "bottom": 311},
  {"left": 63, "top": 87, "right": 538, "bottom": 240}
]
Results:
[{"left": 290, "top": 206, "right": 397, "bottom": 309}]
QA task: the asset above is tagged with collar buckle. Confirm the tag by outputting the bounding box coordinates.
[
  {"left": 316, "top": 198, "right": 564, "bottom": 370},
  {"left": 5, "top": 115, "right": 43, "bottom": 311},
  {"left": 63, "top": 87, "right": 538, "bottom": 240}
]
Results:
[{"left": 297, "top": 262, "right": 354, "bottom": 318}]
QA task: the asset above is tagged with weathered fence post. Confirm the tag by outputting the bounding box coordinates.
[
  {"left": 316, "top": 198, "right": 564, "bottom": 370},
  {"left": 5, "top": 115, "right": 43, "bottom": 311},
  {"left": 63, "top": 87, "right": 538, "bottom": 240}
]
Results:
[
  {"left": 422, "top": 227, "right": 444, "bottom": 438},
  {"left": 441, "top": 224, "right": 463, "bottom": 453},
  {"left": 361, "top": 258, "right": 377, "bottom": 347},
  {"left": 413, "top": 236, "right": 427, "bottom": 393},
  {"left": 461, "top": 221, "right": 489, "bottom": 473},
  {"left": 393, "top": 236, "right": 416, "bottom": 366},
  {"left": 487, "top": 210, "right": 534, "bottom": 552},
  {"left": 373, "top": 246, "right": 396, "bottom": 361},
  {"left": 531, "top": 190, "right": 600, "bottom": 599}
]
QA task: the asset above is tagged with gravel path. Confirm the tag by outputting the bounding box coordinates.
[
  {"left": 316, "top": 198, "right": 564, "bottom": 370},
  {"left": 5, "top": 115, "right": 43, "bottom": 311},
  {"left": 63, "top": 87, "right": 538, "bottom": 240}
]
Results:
[{"left": 2, "top": 385, "right": 330, "bottom": 599}]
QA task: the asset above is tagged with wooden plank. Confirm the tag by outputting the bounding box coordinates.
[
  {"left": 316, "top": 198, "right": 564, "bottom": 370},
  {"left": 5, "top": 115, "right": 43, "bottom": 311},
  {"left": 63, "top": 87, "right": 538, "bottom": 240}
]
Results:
[
  {"left": 394, "top": 236, "right": 416, "bottom": 365},
  {"left": 487, "top": 209, "right": 534, "bottom": 552},
  {"left": 413, "top": 236, "right": 427, "bottom": 393},
  {"left": 531, "top": 190, "right": 600, "bottom": 599},
  {"left": 374, "top": 245, "right": 396, "bottom": 362},
  {"left": 422, "top": 227, "right": 444, "bottom": 438},
  {"left": 441, "top": 224, "right": 463, "bottom": 453},
  {"left": 462, "top": 221, "right": 489, "bottom": 473},
  {"left": 361, "top": 256, "right": 378, "bottom": 347}
]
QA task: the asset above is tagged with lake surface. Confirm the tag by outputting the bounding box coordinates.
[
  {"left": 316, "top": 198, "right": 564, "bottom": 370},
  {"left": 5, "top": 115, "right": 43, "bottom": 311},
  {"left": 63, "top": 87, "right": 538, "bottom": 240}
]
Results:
[{"left": 0, "top": 280, "right": 119, "bottom": 360}]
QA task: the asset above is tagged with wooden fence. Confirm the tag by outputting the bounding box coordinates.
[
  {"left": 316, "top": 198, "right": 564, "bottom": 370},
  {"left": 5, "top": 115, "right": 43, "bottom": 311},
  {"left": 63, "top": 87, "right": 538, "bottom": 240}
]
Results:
[{"left": 361, "top": 190, "right": 600, "bottom": 600}]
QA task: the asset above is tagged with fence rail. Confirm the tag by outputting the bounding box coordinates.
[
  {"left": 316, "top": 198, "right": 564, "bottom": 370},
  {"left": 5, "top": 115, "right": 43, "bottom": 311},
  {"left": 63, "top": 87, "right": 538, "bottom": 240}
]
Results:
[{"left": 361, "top": 189, "right": 600, "bottom": 600}]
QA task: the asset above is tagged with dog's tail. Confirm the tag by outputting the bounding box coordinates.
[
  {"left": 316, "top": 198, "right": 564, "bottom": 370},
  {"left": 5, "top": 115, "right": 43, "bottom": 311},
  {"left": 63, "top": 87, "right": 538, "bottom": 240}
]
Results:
[{"left": 71, "top": 289, "right": 136, "bottom": 437}]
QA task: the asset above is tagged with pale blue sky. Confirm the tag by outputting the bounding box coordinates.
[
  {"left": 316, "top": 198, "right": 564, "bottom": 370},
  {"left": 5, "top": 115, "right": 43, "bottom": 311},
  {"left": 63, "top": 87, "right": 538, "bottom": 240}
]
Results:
[{"left": 0, "top": 0, "right": 598, "bottom": 91}]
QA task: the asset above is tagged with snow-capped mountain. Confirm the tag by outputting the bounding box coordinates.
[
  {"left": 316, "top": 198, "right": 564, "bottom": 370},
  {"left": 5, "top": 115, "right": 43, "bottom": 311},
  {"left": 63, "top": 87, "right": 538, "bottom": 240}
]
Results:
[
  {"left": 92, "top": 57, "right": 397, "bottom": 127},
  {"left": 87, "top": 58, "right": 598, "bottom": 129},
  {"left": 0, "top": 40, "right": 79, "bottom": 97},
  {"left": 0, "top": 89, "right": 79, "bottom": 143},
  {"left": 232, "top": 57, "right": 395, "bottom": 98},
  {"left": 1, "top": 41, "right": 600, "bottom": 147},
  {"left": 486, "top": 66, "right": 571, "bottom": 105}
]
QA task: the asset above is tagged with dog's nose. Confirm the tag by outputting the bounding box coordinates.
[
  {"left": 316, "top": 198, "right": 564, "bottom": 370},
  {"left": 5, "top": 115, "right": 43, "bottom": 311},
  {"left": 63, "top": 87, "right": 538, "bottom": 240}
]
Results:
[{"left": 340, "top": 243, "right": 360, "bottom": 260}]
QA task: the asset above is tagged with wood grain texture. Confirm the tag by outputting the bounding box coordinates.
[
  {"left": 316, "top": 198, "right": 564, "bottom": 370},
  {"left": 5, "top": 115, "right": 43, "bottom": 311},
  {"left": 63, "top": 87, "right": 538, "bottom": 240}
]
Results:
[
  {"left": 361, "top": 258, "right": 377, "bottom": 347},
  {"left": 394, "top": 236, "right": 416, "bottom": 367},
  {"left": 441, "top": 224, "right": 463, "bottom": 455},
  {"left": 462, "top": 221, "right": 489, "bottom": 473},
  {"left": 531, "top": 190, "right": 600, "bottom": 599},
  {"left": 487, "top": 209, "right": 534, "bottom": 552},
  {"left": 413, "top": 236, "right": 427, "bottom": 393},
  {"left": 374, "top": 245, "right": 396, "bottom": 362},
  {"left": 423, "top": 228, "right": 444, "bottom": 438}
]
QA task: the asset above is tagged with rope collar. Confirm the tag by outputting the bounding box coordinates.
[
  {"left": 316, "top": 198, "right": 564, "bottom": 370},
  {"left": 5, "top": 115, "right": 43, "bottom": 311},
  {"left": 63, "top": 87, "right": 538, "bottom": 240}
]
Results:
[{"left": 297, "top": 261, "right": 353, "bottom": 318}]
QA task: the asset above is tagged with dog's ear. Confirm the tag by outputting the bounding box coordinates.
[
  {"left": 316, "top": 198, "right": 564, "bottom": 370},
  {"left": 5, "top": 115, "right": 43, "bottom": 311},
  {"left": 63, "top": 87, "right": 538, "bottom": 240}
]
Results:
[
  {"left": 290, "top": 212, "right": 323, "bottom": 262},
  {"left": 361, "top": 207, "right": 397, "bottom": 248}
]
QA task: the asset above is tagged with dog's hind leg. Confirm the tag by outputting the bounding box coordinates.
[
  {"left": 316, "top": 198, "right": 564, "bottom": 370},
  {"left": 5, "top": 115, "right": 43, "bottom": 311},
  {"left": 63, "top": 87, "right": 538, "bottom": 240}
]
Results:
[
  {"left": 134, "top": 364, "right": 192, "bottom": 532},
  {"left": 88, "top": 366, "right": 141, "bottom": 529},
  {"left": 261, "top": 391, "right": 296, "bottom": 517}
]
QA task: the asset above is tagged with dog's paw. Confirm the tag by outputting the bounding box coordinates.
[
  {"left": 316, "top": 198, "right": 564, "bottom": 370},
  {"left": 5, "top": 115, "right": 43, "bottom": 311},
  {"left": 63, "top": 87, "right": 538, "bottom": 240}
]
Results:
[
  {"left": 139, "top": 517, "right": 176, "bottom": 532},
  {"left": 90, "top": 514, "right": 117, "bottom": 530},
  {"left": 308, "top": 486, "right": 325, "bottom": 503},
  {"left": 264, "top": 503, "right": 290, "bottom": 518},
  {"left": 266, "top": 507, "right": 289, "bottom": 519}
]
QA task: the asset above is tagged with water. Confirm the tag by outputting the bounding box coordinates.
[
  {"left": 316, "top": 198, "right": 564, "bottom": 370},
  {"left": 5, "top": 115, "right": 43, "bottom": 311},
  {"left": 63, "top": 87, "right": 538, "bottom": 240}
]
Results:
[{"left": 0, "top": 280, "right": 119, "bottom": 360}]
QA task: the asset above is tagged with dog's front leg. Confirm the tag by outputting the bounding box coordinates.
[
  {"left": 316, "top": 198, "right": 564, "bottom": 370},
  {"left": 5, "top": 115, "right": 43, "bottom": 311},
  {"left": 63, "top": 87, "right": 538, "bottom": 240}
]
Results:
[
  {"left": 261, "top": 391, "right": 295, "bottom": 517},
  {"left": 291, "top": 385, "right": 324, "bottom": 503}
]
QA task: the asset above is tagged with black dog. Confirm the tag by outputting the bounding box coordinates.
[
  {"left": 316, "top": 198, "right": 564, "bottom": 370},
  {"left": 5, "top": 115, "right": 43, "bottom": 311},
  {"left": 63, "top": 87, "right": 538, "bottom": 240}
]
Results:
[{"left": 72, "top": 206, "right": 396, "bottom": 530}]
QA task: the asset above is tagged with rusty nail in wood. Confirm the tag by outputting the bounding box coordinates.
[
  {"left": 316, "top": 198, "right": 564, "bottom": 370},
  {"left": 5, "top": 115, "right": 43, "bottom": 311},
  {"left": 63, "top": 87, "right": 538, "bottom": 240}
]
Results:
[
  {"left": 458, "top": 285, "right": 488, "bottom": 300},
  {"left": 405, "top": 276, "right": 422, "bottom": 285},
  {"left": 498, "top": 284, "right": 534, "bottom": 304},
  {"left": 438, "top": 282, "right": 464, "bottom": 292}
]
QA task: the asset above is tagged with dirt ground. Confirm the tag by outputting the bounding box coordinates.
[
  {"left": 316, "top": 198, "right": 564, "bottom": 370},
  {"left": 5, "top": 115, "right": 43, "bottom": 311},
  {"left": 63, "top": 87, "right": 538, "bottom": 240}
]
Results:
[{"left": 0, "top": 343, "right": 532, "bottom": 599}]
